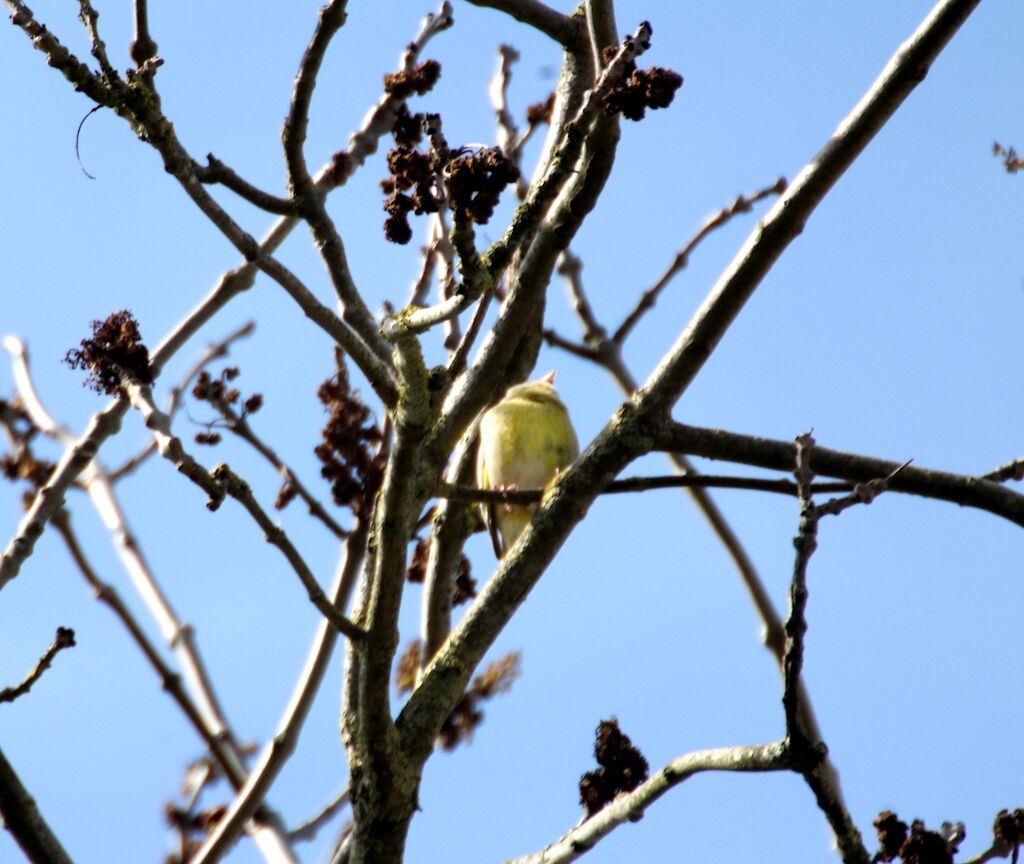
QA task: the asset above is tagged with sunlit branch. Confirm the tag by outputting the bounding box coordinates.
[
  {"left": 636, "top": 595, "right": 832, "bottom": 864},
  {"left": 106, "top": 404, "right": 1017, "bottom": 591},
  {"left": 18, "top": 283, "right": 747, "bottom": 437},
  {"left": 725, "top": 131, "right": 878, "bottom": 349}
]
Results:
[
  {"left": 634, "top": 0, "right": 984, "bottom": 415},
  {"left": 509, "top": 742, "right": 790, "bottom": 864},
  {"left": 466, "top": 0, "right": 580, "bottom": 49},
  {"left": 109, "top": 321, "right": 255, "bottom": 482},
  {"left": 192, "top": 521, "right": 369, "bottom": 863}
]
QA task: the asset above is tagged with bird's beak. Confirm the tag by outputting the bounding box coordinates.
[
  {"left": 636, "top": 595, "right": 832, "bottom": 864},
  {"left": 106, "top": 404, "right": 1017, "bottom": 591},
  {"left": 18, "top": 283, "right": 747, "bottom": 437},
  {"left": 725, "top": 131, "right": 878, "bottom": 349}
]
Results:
[{"left": 540, "top": 370, "right": 557, "bottom": 385}]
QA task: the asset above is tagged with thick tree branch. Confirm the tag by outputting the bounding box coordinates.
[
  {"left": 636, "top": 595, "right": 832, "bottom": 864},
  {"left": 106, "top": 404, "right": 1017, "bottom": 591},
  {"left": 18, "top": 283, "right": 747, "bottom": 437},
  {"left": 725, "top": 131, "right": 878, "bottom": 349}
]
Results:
[
  {"left": 0, "top": 747, "right": 74, "bottom": 864},
  {"left": 4, "top": 340, "right": 298, "bottom": 860},
  {"left": 191, "top": 522, "right": 369, "bottom": 864},
  {"left": 284, "top": 0, "right": 394, "bottom": 368},
  {"left": 509, "top": 741, "right": 790, "bottom": 864},
  {"left": 648, "top": 419, "right": 1024, "bottom": 528},
  {"left": 465, "top": 0, "right": 581, "bottom": 49},
  {"left": 401, "top": 0, "right": 986, "bottom": 791},
  {"left": 632, "top": 0, "right": 983, "bottom": 416}
]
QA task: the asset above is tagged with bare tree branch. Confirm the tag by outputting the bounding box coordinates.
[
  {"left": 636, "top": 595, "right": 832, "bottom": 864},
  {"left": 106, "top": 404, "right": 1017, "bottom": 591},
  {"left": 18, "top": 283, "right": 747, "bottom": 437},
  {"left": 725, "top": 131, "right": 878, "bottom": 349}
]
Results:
[
  {"left": 0, "top": 746, "right": 74, "bottom": 864},
  {"left": 632, "top": 0, "right": 983, "bottom": 415},
  {"left": 509, "top": 741, "right": 790, "bottom": 864},
  {"left": 648, "top": 419, "right": 1024, "bottom": 528},
  {"left": 466, "top": 0, "right": 581, "bottom": 49},
  {"left": 211, "top": 464, "right": 365, "bottom": 640},
  {"left": 612, "top": 178, "right": 787, "bottom": 345},
  {"left": 0, "top": 627, "right": 75, "bottom": 705},
  {"left": 192, "top": 520, "right": 369, "bottom": 863},
  {"left": 401, "top": 0, "right": 986, "bottom": 799}
]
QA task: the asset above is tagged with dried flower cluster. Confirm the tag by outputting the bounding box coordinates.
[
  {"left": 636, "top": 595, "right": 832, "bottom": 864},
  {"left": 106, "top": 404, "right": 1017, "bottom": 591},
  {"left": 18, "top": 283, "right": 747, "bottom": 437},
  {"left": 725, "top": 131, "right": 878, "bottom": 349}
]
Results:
[
  {"left": 0, "top": 399, "right": 53, "bottom": 506},
  {"left": 190, "top": 367, "right": 263, "bottom": 446},
  {"left": 394, "top": 639, "right": 423, "bottom": 696},
  {"left": 993, "top": 141, "right": 1023, "bottom": 173},
  {"left": 382, "top": 81, "right": 520, "bottom": 243},
  {"left": 164, "top": 802, "right": 227, "bottom": 863},
  {"left": 394, "top": 642, "right": 520, "bottom": 750},
  {"left": 873, "top": 812, "right": 970, "bottom": 864},
  {"left": 525, "top": 92, "right": 556, "bottom": 127},
  {"left": 314, "top": 350, "right": 385, "bottom": 518},
  {"left": 64, "top": 309, "right": 152, "bottom": 395},
  {"left": 993, "top": 809, "right": 1024, "bottom": 853},
  {"left": 444, "top": 147, "right": 520, "bottom": 225},
  {"left": 380, "top": 65, "right": 444, "bottom": 244},
  {"left": 383, "top": 59, "right": 441, "bottom": 100},
  {"left": 600, "top": 44, "right": 683, "bottom": 122},
  {"left": 437, "top": 652, "right": 520, "bottom": 750},
  {"left": 578, "top": 718, "right": 649, "bottom": 817},
  {"left": 405, "top": 536, "right": 477, "bottom": 606}
]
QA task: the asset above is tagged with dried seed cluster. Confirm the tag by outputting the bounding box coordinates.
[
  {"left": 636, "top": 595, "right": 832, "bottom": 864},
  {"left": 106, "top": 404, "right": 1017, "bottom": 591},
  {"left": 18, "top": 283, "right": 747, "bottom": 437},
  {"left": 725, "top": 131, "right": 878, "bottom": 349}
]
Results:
[
  {"left": 64, "top": 309, "right": 152, "bottom": 395},
  {"left": 579, "top": 718, "right": 649, "bottom": 817},
  {"left": 314, "top": 350, "right": 384, "bottom": 518},
  {"left": 600, "top": 44, "right": 683, "bottom": 122}
]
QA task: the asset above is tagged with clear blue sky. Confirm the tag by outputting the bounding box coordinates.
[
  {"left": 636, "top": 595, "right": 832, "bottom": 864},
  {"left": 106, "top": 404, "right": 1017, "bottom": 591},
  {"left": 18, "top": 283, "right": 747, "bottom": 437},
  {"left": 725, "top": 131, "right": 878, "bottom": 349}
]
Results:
[{"left": 2, "top": 2, "right": 1022, "bottom": 862}]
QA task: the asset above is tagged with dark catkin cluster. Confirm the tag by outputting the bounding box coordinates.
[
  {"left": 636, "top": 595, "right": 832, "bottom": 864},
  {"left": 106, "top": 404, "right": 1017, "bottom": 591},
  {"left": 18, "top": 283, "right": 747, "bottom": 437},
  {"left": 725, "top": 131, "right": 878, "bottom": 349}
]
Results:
[
  {"left": 873, "top": 812, "right": 963, "bottom": 864},
  {"left": 875, "top": 811, "right": 910, "bottom": 861},
  {"left": 994, "top": 809, "right": 1024, "bottom": 850},
  {"left": 599, "top": 44, "right": 683, "bottom": 122},
  {"left": 525, "top": 92, "right": 556, "bottom": 127},
  {"left": 578, "top": 718, "right": 649, "bottom": 817},
  {"left": 382, "top": 99, "right": 519, "bottom": 242},
  {"left": 993, "top": 142, "right": 1023, "bottom": 173},
  {"left": 444, "top": 147, "right": 520, "bottom": 225},
  {"left": 314, "top": 351, "right": 384, "bottom": 518},
  {"left": 383, "top": 59, "right": 441, "bottom": 99},
  {"left": 901, "top": 821, "right": 954, "bottom": 864},
  {"left": 0, "top": 400, "right": 54, "bottom": 506},
  {"left": 378, "top": 63, "right": 444, "bottom": 244},
  {"left": 436, "top": 652, "right": 520, "bottom": 750},
  {"left": 190, "top": 367, "right": 263, "bottom": 447},
  {"left": 405, "top": 537, "right": 477, "bottom": 605},
  {"left": 382, "top": 143, "right": 442, "bottom": 245},
  {"left": 64, "top": 309, "right": 152, "bottom": 395}
]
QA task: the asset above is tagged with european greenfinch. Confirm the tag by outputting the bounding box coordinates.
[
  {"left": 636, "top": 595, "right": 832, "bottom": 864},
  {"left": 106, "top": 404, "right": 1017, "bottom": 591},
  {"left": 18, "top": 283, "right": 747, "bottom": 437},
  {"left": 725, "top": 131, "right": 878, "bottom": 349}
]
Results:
[{"left": 476, "top": 372, "right": 579, "bottom": 558}]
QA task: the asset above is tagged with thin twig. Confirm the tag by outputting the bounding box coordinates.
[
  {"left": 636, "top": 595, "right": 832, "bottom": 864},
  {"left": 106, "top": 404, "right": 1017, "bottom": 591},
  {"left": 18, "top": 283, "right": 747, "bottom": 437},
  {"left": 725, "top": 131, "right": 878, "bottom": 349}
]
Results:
[
  {"left": 982, "top": 457, "right": 1024, "bottom": 484},
  {"left": 109, "top": 321, "right": 255, "bottom": 482},
  {"left": 439, "top": 472, "right": 852, "bottom": 505},
  {"left": 613, "top": 178, "right": 787, "bottom": 344},
  {"left": 288, "top": 787, "right": 351, "bottom": 843},
  {"left": 123, "top": 380, "right": 226, "bottom": 506},
  {"left": 76, "top": 0, "right": 116, "bottom": 81},
  {"left": 196, "top": 387, "right": 349, "bottom": 539},
  {"left": 0, "top": 746, "right": 74, "bottom": 864},
  {"left": 196, "top": 155, "right": 298, "bottom": 216},
  {"left": 129, "top": 0, "right": 158, "bottom": 67},
  {"left": 780, "top": 432, "right": 874, "bottom": 864},
  {"left": 211, "top": 464, "right": 365, "bottom": 640},
  {"left": 0, "top": 627, "right": 76, "bottom": 704},
  {"left": 283, "top": 0, "right": 394, "bottom": 370}
]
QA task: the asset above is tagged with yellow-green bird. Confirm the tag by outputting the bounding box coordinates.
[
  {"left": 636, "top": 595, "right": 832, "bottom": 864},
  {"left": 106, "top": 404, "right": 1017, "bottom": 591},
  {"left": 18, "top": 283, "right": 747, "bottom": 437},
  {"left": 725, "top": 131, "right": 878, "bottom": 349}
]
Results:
[{"left": 476, "top": 372, "right": 579, "bottom": 558}]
